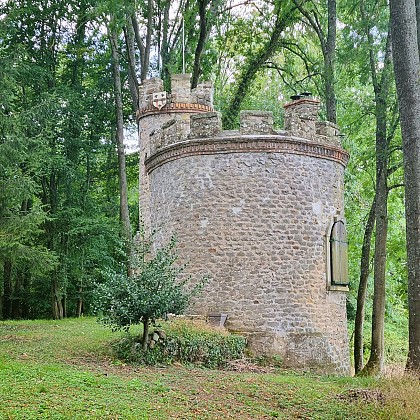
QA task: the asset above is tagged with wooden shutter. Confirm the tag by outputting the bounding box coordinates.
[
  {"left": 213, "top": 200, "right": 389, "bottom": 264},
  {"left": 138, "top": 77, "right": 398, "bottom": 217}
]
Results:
[{"left": 330, "top": 220, "right": 349, "bottom": 286}]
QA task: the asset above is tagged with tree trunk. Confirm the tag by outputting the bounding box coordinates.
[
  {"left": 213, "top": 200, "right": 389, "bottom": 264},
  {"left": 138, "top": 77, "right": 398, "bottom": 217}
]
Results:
[
  {"left": 124, "top": 15, "right": 139, "bottom": 114},
  {"left": 293, "top": 0, "right": 337, "bottom": 123},
  {"left": 21, "top": 269, "right": 30, "bottom": 319},
  {"left": 51, "top": 276, "right": 63, "bottom": 320},
  {"left": 363, "top": 163, "right": 388, "bottom": 375},
  {"left": 354, "top": 196, "right": 376, "bottom": 374},
  {"left": 325, "top": 0, "right": 337, "bottom": 123},
  {"left": 77, "top": 281, "right": 83, "bottom": 317},
  {"left": 141, "top": 0, "right": 153, "bottom": 81},
  {"left": 390, "top": 0, "right": 420, "bottom": 373},
  {"left": 160, "top": 1, "right": 171, "bottom": 88},
  {"left": 109, "top": 24, "right": 133, "bottom": 275},
  {"left": 3, "top": 259, "right": 12, "bottom": 319},
  {"left": 359, "top": 5, "right": 393, "bottom": 376},
  {"left": 364, "top": 94, "right": 390, "bottom": 376},
  {"left": 142, "top": 316, "right": 150, "bottom": 351},
  {"left": 191, "top": 0, "right": 208, "bottom": 89},
  {"left": 11, "top": 269, "right": 22, "bottom": 319}
]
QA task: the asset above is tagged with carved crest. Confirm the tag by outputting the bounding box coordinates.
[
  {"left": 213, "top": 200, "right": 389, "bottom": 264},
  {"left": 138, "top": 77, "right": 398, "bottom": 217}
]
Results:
[{"left": 152, "top": 91, "right": 167, "bottom": 110}]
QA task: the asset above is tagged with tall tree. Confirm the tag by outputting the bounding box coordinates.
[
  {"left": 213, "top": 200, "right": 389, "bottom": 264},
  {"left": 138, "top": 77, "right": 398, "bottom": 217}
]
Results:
[
  {"left": 109, "top": 19, "right": 133, "bottom": 275},
  {"left": 390, "top": 0, "right": 420, "bottom": 373},
  {"left": 354, "top": 195, "right": 376, "bottom": 373},
  {"left": 293, "top": 0, "right": 337, "bottom": 123},
  {"left": 359, "top": 0, "right": 395, "bottom": 375}
]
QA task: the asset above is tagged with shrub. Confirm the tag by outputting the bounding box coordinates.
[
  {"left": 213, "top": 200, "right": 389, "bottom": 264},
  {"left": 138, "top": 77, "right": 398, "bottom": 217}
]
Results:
[
  {"left": 112, "top": 318, "right": 247, "bottom": 369},
  {"left": 94, "top": 235, "right": 206, "bottom": 350}
]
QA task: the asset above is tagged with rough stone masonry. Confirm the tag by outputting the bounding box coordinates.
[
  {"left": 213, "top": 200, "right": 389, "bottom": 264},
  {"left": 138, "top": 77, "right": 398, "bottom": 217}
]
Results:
[{"left": 137, "top": 74, "right": 351, "bottom": 374}]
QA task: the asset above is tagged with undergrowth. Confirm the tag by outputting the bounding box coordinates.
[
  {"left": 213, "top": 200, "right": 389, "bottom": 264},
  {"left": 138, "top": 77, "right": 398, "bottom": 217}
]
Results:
[{"left": 112, "top": 318, "right": 247, "bottom": 368}]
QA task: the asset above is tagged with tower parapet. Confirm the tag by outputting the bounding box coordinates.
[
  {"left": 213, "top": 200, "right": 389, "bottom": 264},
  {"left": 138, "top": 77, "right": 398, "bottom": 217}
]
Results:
[
  {"left": 240, "top": 111, "right": 276, "bottom": 135},
  {"left": 139, "top": 75, "right": 350, "bottom": 374},
  {"left": 190, "top": 112, "right": 222, "bottom": 138}
]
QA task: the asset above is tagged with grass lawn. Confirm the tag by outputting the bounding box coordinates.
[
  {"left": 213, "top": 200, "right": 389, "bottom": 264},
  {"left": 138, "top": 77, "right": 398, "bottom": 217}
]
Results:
[{"left": 0, "top": 317, "right": 418, "bottom": 419}]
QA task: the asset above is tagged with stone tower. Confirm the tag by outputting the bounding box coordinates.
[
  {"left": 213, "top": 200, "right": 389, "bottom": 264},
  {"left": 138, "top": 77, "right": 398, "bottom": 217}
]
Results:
[{"left": 137, "top": 75, "right": 350, "bottom": 374}]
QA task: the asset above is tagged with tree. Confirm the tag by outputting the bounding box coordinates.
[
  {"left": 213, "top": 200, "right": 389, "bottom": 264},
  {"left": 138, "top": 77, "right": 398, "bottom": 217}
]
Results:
[
  {"left": 0, "top": 26, "right": 57, "bottom": 319},
  {"left": 222, "top": 0, "right": 298, "bottom": 128},
  {"left": 95, "top": 235, "right": 205, "bottom": 350},
  {"left": 293, "top": 0, "right": 337, "bottom": 123},
  {"left": 109, "top": 18, "right": 133, "bottom": 275},
  {"left": 191, "top": 0, "right": 223, "bottom": 88},
  {"left": 390, "top": 0, "right": 420, "bottom": 373},
  {"left": 358, "top": 0, "right": 395, "bottom": 376}
]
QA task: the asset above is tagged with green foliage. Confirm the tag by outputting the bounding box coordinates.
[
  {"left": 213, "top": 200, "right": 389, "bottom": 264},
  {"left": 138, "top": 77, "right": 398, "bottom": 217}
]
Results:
[
  {"left": 113, "top": 319, "right": 247, "bottom": 368},
  {"left": 0, "top": 0, "right": 132, "bottom": 319},
  {"left": 349, "top": 317, "right": 409, "bottom": 366},
  {"left": 95, "top": 235, "right": 206, "bottom": 340}
]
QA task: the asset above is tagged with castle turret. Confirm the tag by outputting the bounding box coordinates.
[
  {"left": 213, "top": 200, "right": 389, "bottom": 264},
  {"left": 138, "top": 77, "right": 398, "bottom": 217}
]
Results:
[
  {"left": 136, "top": 74, "right": 214, "bottom": 231},
  {"left": 139, "top": 78, "right": 350, "bottom": 374}
]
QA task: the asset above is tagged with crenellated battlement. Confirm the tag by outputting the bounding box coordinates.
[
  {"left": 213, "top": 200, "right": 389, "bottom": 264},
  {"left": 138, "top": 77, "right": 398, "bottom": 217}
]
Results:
[
  {"left": 283, "top": 97, "right": 342, "bottom": 146},
  {"left": 137, "top": 74, "right": 213, "bottom": 118},
  {"left": 147, "top": 96, "right": 343, "bottom": 157}
]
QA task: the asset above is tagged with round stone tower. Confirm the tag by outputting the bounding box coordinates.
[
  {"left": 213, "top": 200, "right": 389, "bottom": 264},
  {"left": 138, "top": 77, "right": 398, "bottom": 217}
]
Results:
[{"left": 138, "top": 75, "right": 350, "bottom": 374}]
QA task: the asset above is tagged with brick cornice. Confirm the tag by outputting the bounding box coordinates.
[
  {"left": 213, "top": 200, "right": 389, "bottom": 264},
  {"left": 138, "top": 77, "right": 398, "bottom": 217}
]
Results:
[
  {"left": 137, "top": 102, "right": 213, "bottom": 120},
  {"left": 145, "top": 135, "right": 350, "bottom": 174},
  {"left": 283, "top": 98, "right": 321, "bottom": 108}
]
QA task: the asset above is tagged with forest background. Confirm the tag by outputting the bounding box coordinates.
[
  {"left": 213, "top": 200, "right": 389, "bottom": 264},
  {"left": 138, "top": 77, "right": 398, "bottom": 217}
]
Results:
[{"left": 0, "top": 0, "right": 417, "bottom": 375}]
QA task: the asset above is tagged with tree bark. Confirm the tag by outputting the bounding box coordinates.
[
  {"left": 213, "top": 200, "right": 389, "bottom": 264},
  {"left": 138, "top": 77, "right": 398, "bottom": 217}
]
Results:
[
  {"left": 3, "top": 259, "right": 12, "bottom": 319},
  {"left": 51, "top": 275, "right": 63, "bottom": 320},
  {"left": 354, "top": 196, "right": 376, "bottom": 374},
  {"left": 325, "top": 0, "right": 337, "bottom": 123},
  {"left": 363, "top": 157, "right": 388, "bottom": 375},
  {"left": 11, "top": 269, "right": 22, "bottom": 319},
  {"left": 142, "top": 316, "right": 150, "bottom": 351},
  {"left": 390, "top": 0, "right": 420, "bottom": 373},
  {"left": 191, "top": 0, "right": 209, "bottom": 89},
  {"left": 109, "top": 24, "right": 133, "bottom": 275},
  {"left": 141, "top": 0, "right": 153, "bottom": 81},
  {"left": 124, "top": 15, "right": 139, "bottom": 114},
  {"left": 191, "top": 0, "right": 221, "bottom": 88},
  {"left": 77, "top": 283, "right": 83, "bottom": 317},
  {"left": 160, "top": 1, "right": 171, "bottom": 88}
]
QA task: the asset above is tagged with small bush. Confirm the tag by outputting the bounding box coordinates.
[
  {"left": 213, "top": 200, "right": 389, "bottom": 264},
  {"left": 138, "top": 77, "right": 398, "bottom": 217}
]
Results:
[
  {"left": 94, "top": 234, "right": 207, "bottom": 350},
  {"left": 112, "top": 319, "right": 247, "bottom": 369}
]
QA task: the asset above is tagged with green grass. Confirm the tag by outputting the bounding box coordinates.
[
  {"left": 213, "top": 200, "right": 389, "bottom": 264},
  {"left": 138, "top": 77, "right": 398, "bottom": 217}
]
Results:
[{"left": 1, "top": 318, "right": 419, "bottom": 419}]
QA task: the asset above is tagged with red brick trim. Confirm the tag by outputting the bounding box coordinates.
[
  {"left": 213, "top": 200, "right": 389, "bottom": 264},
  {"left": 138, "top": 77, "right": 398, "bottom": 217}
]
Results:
[
  {"left": 145, "top": 135, "right": 350, "bottom": 174},
  {"left": 137, "top": 103, "right": 213, "bottom": 120},
  {"left": 283, "top": 98, "right": 321, "bottom": 109}
]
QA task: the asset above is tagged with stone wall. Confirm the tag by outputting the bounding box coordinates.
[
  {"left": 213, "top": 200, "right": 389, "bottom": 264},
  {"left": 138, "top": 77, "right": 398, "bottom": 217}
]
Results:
[{"left": 139, "top": 77, "right": 350, "bottom": 374}]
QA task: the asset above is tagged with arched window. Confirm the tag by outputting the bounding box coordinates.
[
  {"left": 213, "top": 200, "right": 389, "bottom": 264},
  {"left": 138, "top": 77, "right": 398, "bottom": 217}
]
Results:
[{"left": 327, "top": 218, "right": 349, "bottom": 288}]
